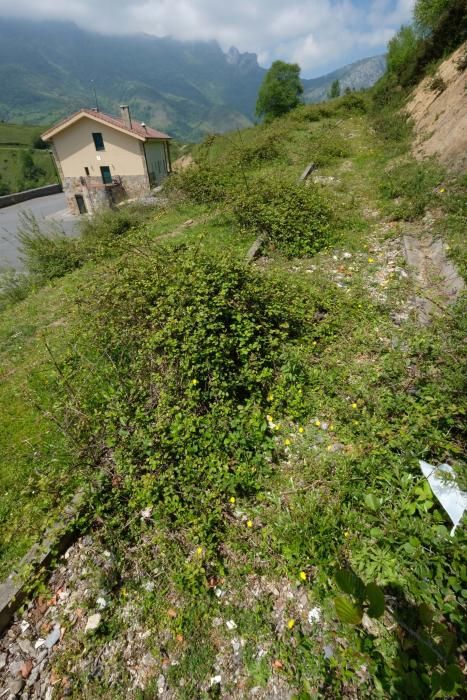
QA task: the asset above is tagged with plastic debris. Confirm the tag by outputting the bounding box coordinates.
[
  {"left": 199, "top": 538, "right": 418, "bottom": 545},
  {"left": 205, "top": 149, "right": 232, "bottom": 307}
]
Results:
[{"left": 419, "top": 461, "right": 467, "bottom": 535}]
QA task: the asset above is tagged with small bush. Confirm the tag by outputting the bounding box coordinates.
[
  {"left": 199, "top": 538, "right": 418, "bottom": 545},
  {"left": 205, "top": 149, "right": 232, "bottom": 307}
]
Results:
[
  {"left": 237, "top": 135, "right": 280, "bottom": 165},
  {"left": 289, "top": 105, "right": 321, "bottom": 123},
  {"left": 0, "top": 270, "right": 33, "bottom": 310},
  {"left": 455, "top": 48, "right": 467, "bottom": 71},
  {"left": 17, "top": 212, "right": 84, "bottom": 281},
  {"left": 428, "top": 74, "right": 447, "bottom": 94},
  {"left": 338, "top": 93, "right": 368, "bottom": 114},
  {"left": 233, "top": 178, "right": 332, "bottom": 257},
  {"left": 167, "top": 163, "right": 232, "bottom": 204}
]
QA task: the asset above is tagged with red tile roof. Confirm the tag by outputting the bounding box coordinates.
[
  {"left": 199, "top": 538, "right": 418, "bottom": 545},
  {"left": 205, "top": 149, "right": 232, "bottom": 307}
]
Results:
[{"left": 42, "top": 108, "right": 171, "bottom": 141}]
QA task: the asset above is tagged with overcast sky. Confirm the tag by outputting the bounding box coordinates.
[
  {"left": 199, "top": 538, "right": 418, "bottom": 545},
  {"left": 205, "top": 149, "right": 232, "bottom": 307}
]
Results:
[{"left": 0, "top": 0, "right": 415, "bottom": 77}]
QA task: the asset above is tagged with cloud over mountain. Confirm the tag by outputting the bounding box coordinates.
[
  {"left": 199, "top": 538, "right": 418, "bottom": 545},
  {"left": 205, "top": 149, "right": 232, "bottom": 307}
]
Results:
[{"left": 0, "top": 1, "right": 415, "bottom": 76}]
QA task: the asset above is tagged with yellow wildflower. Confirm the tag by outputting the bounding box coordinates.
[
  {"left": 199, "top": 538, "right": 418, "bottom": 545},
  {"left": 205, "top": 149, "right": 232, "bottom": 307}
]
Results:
[
  {"left": 327, "top": 445, "right": 333, "bottom": 451},
  {"left": 299, "top": 571, "right": 307, "bottom": 581},
  {"left": 351, "top": 403, "right": 358, "bottom": 409},
  {"left": 229, "top": 497, "right": 236, "bottom": 504},
  {"left": 196, "top": 546, "right": 203, "bottom": 555},
  {"left": 368, "top": 258, "right": 375, "bottom": 263},
  {"left": 287, "top": 619, "right": 295, "bottom": 630},
  {"left": 284, "top": 438, "right": 291, "bottom": 446},
  {"left": 266, "top": 415, "right": 273, "bottom": 423},
  {"left": 440, "top": 187, "right": 445, "bottom": 193},
  {"left": 191, "top": 378, "right": 198, "bottom": 385},
  {"left": 329, "top": 424, "right": 334, "bottom": 431},
  {"left": 267, "top": 393, "right": 274, "bottom": 402},
  {"left": 344, "top": 531, "right": 350, "bottom": 538},
  {"left": 315, "top": 419, "right": 321, "bottom": 427},
  {"left": 298, "top": 427, "right": 304, "bottom": 434},
  {"left": 247, "top": 520, "right": 253, "bottom": 528}
]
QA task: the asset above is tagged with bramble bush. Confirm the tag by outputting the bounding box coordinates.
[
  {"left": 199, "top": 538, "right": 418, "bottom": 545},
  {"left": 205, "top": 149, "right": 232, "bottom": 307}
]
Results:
[
  {"left": 233, "top": 178, "right": 333, "bottom": 257},
  {"left": 166, "top": 162, "right": 233, "bottom": 204},
  {"left": 59, "top": 247, "right": 318, "bottom": 555}
]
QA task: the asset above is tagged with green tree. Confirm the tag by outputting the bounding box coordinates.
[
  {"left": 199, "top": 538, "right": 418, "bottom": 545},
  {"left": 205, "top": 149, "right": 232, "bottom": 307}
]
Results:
[
  {"left": 20, "top": 150, "right": 45, "bottom": 186},
  {"left": 414, "top": 0, "right": 452, "bottom": 35},
  {"left": 387, "top": 25, "right": 418, "bottom": 78},
  {"left": 256, "top": 61, "right": 303, "bottom": 122},
  {"left": 328, "top": 79, "right": 341, "bottom": 98}
]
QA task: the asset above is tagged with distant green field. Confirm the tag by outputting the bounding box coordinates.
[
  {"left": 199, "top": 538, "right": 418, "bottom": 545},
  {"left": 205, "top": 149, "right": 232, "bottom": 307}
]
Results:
[
  {"left": 0, "top": 122, "right": 58, "bottom": 194},
  {"left": 0, "top": 122, "right": 44, "bottom": 146}
]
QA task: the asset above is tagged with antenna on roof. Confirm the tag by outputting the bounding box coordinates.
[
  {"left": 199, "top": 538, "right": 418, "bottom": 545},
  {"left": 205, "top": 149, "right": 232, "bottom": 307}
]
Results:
[{"left": 90, "top": 79, "right": 100, "bottom": 112}]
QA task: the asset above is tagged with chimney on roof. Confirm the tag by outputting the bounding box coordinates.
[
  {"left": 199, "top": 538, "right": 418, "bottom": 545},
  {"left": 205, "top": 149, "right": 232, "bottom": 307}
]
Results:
[{"left": 120, "top": 105, "right": 133, "bottom": 130}]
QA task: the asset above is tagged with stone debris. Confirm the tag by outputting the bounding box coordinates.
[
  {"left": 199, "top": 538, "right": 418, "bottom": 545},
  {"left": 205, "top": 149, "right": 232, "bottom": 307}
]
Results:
[
  {"left": 44, "top": 626, "right": 60, "bottom": 650},
  {"left": 84, "top": 614, "right": 101, "bottom": 633}
]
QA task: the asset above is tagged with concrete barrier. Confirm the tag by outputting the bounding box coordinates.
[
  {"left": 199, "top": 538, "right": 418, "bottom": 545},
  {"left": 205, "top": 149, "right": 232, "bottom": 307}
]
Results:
[
  {"left": 0, "top": 490, "right": 84, "bottom": 635},
  {"left": 0, "top": 184, "right": 62, "bottom": 209}
]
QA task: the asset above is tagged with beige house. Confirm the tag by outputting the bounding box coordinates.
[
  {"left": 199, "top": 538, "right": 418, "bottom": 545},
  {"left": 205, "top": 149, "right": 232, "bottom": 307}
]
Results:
[{"left": 41, "top": 106, "right": 171, "bottom": 215}]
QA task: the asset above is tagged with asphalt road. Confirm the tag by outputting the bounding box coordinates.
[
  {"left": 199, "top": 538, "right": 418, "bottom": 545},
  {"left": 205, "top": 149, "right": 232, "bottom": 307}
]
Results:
[{"left": 0, "top": 193, "right": 78, "bottom": 270}]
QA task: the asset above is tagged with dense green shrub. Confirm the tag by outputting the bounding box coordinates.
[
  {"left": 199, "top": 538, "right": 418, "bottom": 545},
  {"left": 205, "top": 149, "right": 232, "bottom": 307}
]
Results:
[
  {"left": 233, "top": 178, "right": 332, "bottom": 257},
  {"left": 61, "top": 248, "right": 317, "bottom": 549},
  {"left": 237, "top": 134, "right": 280, "bottom": 165},
  {"left": 167, "top": 163, "right": 232, "bottom": 204}
]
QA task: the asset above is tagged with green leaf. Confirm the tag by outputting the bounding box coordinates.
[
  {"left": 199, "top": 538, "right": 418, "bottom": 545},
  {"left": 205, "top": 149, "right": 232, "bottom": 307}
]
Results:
[
  {"left": 334, "top": 595, "right": 363, "bottom": 624},
  {"left": 365, "top": 582, "right": 385, "bottom": 618},
  {"left": 418, "top": 602, "right": 433, "bottom": 626},
  {"left": 416, "top": 631, "right": 439, "bottom": 666},
  {"left": 364, "top": 493, "right": 381, "bottom": 512},
  {"left": 335, "top": 569, "right": 365, "bottom": 598},
  {"left": 444, "top": 663, "right": 463, "bottom": 686}
]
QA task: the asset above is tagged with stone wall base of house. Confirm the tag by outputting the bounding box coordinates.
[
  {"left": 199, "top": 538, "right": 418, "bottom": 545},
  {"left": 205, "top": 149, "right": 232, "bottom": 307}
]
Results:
[{"left": 63, "top": 174, "right": 150, "bottom": 215}]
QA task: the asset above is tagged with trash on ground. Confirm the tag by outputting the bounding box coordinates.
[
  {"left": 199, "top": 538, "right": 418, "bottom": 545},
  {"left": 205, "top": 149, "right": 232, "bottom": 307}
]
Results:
[{"left": 419, "top": 460, "right": 467, "bottom": 535}]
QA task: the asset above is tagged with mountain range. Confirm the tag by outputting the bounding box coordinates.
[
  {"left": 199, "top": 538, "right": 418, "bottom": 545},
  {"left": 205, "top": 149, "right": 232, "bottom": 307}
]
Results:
[{"left": 0, "top": 18, "right": 386, "bottom": 141}]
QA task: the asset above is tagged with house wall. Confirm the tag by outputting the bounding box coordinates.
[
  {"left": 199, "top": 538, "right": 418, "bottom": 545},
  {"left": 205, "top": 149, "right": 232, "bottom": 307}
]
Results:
[
  {"left": 144, "top": 141, "right": 170, "bottom": 186},
  {"left": 50, "top": 116, "right": 160, "bottom": 213},
  {"left": 52, "top": 116, "right": 147, "bottom": 179}
]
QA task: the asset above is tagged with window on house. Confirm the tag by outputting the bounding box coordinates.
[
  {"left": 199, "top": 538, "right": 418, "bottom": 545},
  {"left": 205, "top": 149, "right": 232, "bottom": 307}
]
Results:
[
  {"left": 84, "top": 167, "right": 90, "bottom": 176},
  {"left": 92, "top": 132, "right": 105, "bottom": 151},
  {"left": 100, "top": 166, "right": 112, "bottom": 184}
]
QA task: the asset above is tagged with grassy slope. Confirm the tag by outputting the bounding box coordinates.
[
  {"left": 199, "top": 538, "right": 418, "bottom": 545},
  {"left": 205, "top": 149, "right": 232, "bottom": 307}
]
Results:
[
  {"left": 0, "top": 99, "right": 465, "bottom": 696},
  {"left": 0, "top": 122, "right": 57, "bottom": 193}
]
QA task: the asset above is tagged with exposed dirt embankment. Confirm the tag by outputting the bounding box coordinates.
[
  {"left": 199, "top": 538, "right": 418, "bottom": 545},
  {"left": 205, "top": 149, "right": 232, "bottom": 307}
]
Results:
[{"left": 406, "top": 41, "right": 467, "bottom": 172}]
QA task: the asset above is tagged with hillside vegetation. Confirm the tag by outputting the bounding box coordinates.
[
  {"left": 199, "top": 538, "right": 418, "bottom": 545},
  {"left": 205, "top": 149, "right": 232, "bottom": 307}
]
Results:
[
  {"left": 0, "top": 7, "right": 466, "bottom": 698},
  {"left": 0, "top": 18, "right": 385, "bottom": 140},
  {"left": 0, "top": 122, "right": 57, "bottom": 194}
]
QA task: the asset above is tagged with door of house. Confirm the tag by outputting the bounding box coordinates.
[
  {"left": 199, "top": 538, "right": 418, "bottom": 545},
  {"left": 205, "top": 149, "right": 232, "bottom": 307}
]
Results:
[{"left": 75, "top": 194, "right": 87, "bottom": 214}]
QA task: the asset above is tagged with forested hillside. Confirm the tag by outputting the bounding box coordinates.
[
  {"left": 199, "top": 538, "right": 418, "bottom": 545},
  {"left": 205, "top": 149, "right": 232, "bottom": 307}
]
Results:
[{"left": 0, "top": 18, "right": 384, "bottom": 140}]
